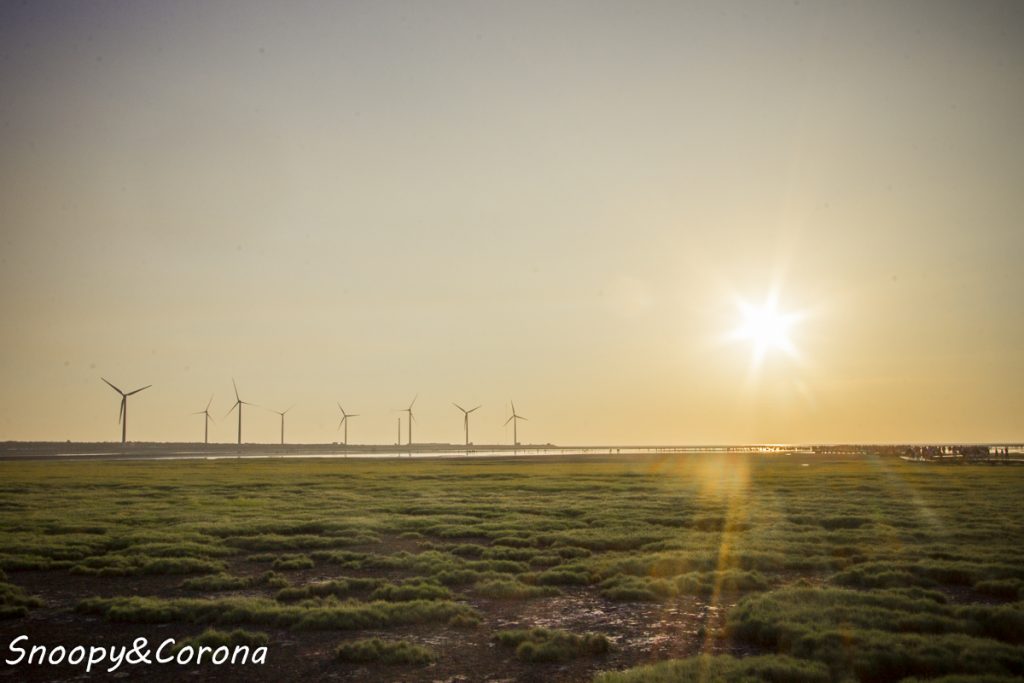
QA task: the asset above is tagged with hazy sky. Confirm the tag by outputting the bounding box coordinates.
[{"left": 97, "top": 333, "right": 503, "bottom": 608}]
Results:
[{"left": 1, "top": 1, "right": 1022, "bottom": 445}]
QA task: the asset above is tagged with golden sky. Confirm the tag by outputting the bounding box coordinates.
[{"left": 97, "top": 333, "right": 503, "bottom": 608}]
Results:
[{"left": 1, "top": 1, "right": 1021, "bottom": 445}]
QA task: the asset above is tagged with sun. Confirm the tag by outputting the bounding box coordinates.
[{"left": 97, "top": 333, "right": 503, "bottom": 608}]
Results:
[{"left": 731, "top": 295, "right": 802, "bottom": 365}]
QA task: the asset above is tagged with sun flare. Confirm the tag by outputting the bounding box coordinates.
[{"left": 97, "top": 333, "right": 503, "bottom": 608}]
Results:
[{"left": 732, "top": 296, "right": 802, "bottom": 365}]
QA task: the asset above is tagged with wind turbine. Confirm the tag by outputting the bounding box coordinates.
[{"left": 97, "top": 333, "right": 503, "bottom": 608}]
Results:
[
  {"left": 453, "top": 403, "right": 481, "bottom": 446},
  {"left": 337, "top": 404, "right": 358, "bottom": 445},
  {"left": 192, "top": 395, "right": 215, "bottom": 444},
  {"left": 504, "top": 401, "right": 527, "bottom": 446},
  {"left": 225, "top": 379, "right": 255, "bottom": 445},
  {"left": 271, "top": 405, "right": 294, "bottom": 445},
  {"left": 401, "top": 395, "right": 417, "bottom": 446},
  {"left": 102, "top": 378, "right": 151, "bottom": 445}
]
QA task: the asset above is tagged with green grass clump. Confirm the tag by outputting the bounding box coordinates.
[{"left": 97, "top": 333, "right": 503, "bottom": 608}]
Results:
[
  {"left": 466, "top": 559, "right": 530, "bottom": 574},
  {"left": 448, "top": 543, "right": 485, "bottom": 558},
  {"left": 120, "top": 541, "right": 235, "bottom": 558},
  {"left": 676, "top": 569, "right": 770, "bottom": 595},
  {"left": 271, "top": 554, "right": 314, "bottom": 570},
  {"left": 223, "top": 533, "right": 368, "bottom": 551},
  {"left": 599, "top": 569, "right": 769, "bottom": 601},
  {"left": 71, "top": 555, "right": 225, "bottom": 576},
  {"left": 494, "top": 627, "right": 609, "bottom": 662},
  {"left": 369, "top": 580, "right": 451, "bottom": 602},
  {"left": 831, "top": 560, "right": 1024, "bottom": 590},
  {"left": 275, "top": 577, "right": 381, "bottom": 602},
  {"left": 448, "top": 612, "right": 483, "bottom": 628},
  {"left": 1, "top": 580, "right": 43, "bottom": 619},
  {"left": 594, "top": 653, "right": 830, "bottom": 683},
  {"left": 335, "top": 638, "right": 434, "bottom": 665},
  {"left": 533, "top": 568, "right": 592, "bottom": 586},
  {"left": 181, "top": 571, "right": 288, "bottom": 591},
  {"left": 600, "top": 575, "right": 676, "bottom": 602},
  {"left": 175, "top": 628, "right": 269, "bottom": 651},
  {"left": 308, "top": 550, "right": 369, "bottom": 567},
  {"left": 77, "top": 595, "right": 480, "bottom": 631},
  {"left": 474, "top": 578, "right": 560, "bottom": 599},
  {"left": 727, "top": 587, "right": 1024, "bottom": 680}
]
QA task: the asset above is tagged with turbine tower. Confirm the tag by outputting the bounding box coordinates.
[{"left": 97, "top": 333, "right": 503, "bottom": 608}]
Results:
[
  {"left": 192, "top": 395, "right": 214, "bottom": 445},
  {"left": 402, "top": 395, "right": 417, "bottom": 446},
  {"left": 337, "top": 404, "right": 358, "bottom": 445},
  {"left": 453, "top": 403, "right": 481, "bottom": 446},
  {"left": 504, "top": 401, "right": 527, "bottom": 446},
  {"left": 271, "top": 405, "right": 293, "bottom": 446},
  {"left": 101, "top": 378, "right": 151, "bottom": 445},
  {"left": 225, "top": 379, "right": 255, "bottom": 445}
]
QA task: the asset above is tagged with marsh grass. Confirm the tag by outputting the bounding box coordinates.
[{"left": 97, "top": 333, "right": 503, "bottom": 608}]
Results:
[
  {"left": 76, "top": 595, "right": 480, "bottom": 631},
  {"left": 594, "top": 653, "right": 831, "bottom": 683},
  {"left": 335, "top": 638, "right": 434, "bottom": 665},
  {"left": 174, "top": 628, "right": 269, "bottom": 652},
  {"left": 599, "top": 569, "right": 769, "bottom": 601},
  {"left": 494, "top": 627, "right": 610, "bottom": 662},
  {"left": 70, "top": 555, "right": 226, "bottom": 576},
  {"left": 0, "top": 580, "right": 42, "bottom": 619},
  {"left": 274, "top": 577, "right": 381, "bottom": 602},
  {"left": 473, "top": 577, "right": 561, "bottom": 599},
  {"left": 181, "top": 571, "right": 289, "bottom": 591},
  {"left": 369, "top": 580, "right": 451, "bottom": 601},
  {"left": 726, "top": 586, "right": 1024, "bottom": 680},
  {"left": 2, "top": 454, "right": 1022, "bottom": 680}
]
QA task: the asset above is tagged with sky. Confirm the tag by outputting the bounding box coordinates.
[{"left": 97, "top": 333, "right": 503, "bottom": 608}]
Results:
[{"left": 1, "top": 1, "right": 1022, "bottom": 446}]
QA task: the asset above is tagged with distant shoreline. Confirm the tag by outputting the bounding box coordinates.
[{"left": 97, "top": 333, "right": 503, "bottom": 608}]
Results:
[{"left": 1, "top": 441, "right": 1021, "bottom": 462}]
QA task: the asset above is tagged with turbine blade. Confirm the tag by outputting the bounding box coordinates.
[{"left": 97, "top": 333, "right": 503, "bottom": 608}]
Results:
[
  {"left": 206, "top": 394, "right": 214, "bottom": 411},
  {"left": 225, "top": 401, "right": 239, "bottom": 418},
  {"left": 519, "top": 415, "right": 528, "bottom": 421},
  {"left": 102, "top": 377, "right": 124, "bottom": 395},
  {"left": 453, "top": 402, "right": 464, "bottom": 412},
  {"left": 469, "top": 405, "right": 481, "bottom": 413},
  {"left": 126, "top": 384, "right": 151, "bottom": 396},
  {"left": 118, "top": 397, "right": 125, "bottom": 424},
  {"left": 232, "top": 378, "right": 240, "bottom": 402},
  {"left": 511, "top": 401, "right": 516, "bottom": 414},
  {"left": 504, "top": 415, "right": 514, "bottom": 426},
  {"left": 409, "top": 394, "right": 418, "bottom": 409},
  {"left": 206, "top": 412, "right": 216, "bottom": 424}
]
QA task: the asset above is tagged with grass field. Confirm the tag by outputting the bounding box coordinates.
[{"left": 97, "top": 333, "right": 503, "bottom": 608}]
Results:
[{"left": 1, "top": 452, "right": 1022, "bottom": 681}]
